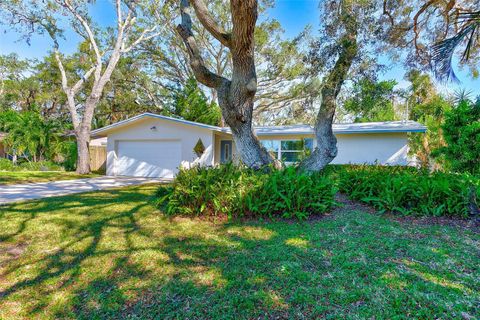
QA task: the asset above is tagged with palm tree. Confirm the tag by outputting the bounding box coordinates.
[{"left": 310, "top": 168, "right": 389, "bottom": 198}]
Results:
[
  {"left": 2, "top": 111, "right": 63, "bottom": 163},
  {"left": 432, "top": 10, "right": 480, "bottom": 82}
]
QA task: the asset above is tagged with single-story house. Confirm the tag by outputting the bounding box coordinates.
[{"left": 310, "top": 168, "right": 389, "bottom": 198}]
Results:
[{"left": 91, "top": 113, "right": 427, "bottom": 178}]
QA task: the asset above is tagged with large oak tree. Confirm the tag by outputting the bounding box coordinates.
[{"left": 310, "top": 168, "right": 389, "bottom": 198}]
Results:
[{"left": 176, "top": 0, "right": 273, "bottom": 167}]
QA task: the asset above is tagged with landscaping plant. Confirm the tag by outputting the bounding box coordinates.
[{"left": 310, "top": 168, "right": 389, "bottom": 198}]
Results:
[
  {"left": 156, "top": 164, "right": 337, "bottom": 220},
  {"left": 337, "top": 165, "right": 480, "bottom": 218}
]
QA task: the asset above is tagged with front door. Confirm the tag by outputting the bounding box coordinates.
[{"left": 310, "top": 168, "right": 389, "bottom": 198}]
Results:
[{"left": 220, "top": 140, "right": 232, "bottom": 163}]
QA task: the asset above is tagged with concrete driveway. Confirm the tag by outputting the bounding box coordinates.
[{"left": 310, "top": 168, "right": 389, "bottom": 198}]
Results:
[{"left": 0, "top": 176, "right": 170, "bottom": 205}]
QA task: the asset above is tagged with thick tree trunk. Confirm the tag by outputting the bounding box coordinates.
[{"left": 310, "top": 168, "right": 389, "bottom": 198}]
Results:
[
  {"left": 76, "top": 129, "right": 91, "bottom": 174},
  {"left": 177, "top": 0, "right": 272, "bottom": 168},
  {"left": 300, "top": 95, "right": 339, "bottom": 171},
  {"left": 300, "top": 13, "right": 358, "bottom": 172}
]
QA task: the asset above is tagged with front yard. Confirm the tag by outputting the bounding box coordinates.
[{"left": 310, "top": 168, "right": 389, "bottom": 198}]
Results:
[
  {"left": 0, "top": 171, "right": 99, "bottom": 185},
  {"left": 0, "top": 185, "right": 478, "bottom": 319}
]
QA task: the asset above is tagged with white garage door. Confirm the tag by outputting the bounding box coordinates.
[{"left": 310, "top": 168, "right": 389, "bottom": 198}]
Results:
[{"left": 116, "top": 140, "right": 181, "bottom": 178}]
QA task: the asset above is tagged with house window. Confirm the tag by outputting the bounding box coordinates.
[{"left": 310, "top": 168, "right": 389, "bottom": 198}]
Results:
[
  {"left": 261, "top": 138, "right": 313, "bottom": 164},
  {"left": 261, "top": 140, "right": 280, "bottom": 159},
  {"left": 224, "top": 143, "right": 230, "bottom": 161},
  {"left": 220, "top": 140, "right": 233, "bottom": 163}
]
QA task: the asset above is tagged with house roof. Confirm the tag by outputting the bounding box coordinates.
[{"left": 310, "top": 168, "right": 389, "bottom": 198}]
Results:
[
  {"left": 91, "top": 112, "right": 225, "bottom": 137},
  {"left": 244, "top": 121, "right": 427, "bottom": 136},
  {"left": 91, "top": 113, "right": 426, "bottom": 137}
]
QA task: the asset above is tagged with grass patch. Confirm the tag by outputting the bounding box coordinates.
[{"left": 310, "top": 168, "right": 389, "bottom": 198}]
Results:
[
  {"left": 0, "top": 185, "right": 478, "bottom": 319},
  {"left": 0, "top": 171, "right": 100, "bottom": 185}
]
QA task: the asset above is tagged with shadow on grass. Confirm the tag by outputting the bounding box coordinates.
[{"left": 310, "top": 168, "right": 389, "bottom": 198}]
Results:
[{"left": 0, "top": 185, "right": 479, "bottom": 319}]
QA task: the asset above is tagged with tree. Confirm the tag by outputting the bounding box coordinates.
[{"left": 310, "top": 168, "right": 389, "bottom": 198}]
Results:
[
  {"left": 432, "top": 10, "right": 480, "bottom": 81},
  {"left": 0, "top": 110, "right": 64, "bottom": 163},
  {"left": 1, "top": 0, "right": 163, "bottom": 173},
  {"left": 167, "top": 78, "right": 221, "bottom": 126},
  {"left": 93, "top": 56, "right": 166, "bottom": 128},
  {"left": 300, "top": 0, "right": 365, "bottom": 171},
  {"left": 403, "top": 71, "right": 451, "bottom": 169},
  {"left": 342, "top": 78, "right": 397, "bottom": 122},
  {"left": 409, "top": 96, "right": 451, "bottom": 169},
  {"left": 141, "top": 0, "right": 309, "bottom": 126},
  {"left": 434, "top": 99, "right": 480, "bottom": 174},
  {"left": 176, "top": 0, "right": 272, "bottom": 167},
  {"left": 0, "top": 54, "right": 32, "bottom": 111},
  {"left": 382, "top": 1, "right": 480, "bottom": 81}
]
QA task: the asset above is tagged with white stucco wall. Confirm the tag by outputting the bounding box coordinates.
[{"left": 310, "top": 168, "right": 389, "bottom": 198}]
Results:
[
  {"left": 332, "top": 133, "right": 409, "bottom": 165},
  {"left": 221, "top": 132, "right": 410, "bottom": 165},
  {"left": 105, "top": 117, "right": 215, "bottom": 176}
]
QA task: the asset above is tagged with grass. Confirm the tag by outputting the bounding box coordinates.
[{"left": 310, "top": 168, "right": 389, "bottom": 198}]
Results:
[
  {"left": 0, "top": 171, "right": 100, "bottom": 185},
  {"left": 0, "top": 185, "right": 478, "bottom": 319}
]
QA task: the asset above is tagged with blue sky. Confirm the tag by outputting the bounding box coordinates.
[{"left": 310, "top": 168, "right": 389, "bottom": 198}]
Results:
[{"left": 1, "top": 0, "right": 479, "bottom": 95}]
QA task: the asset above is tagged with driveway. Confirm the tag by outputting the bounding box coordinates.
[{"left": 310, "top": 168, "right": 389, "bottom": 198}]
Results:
[{"left": 0, "top": 176, "right": 170, "bottom": 205}]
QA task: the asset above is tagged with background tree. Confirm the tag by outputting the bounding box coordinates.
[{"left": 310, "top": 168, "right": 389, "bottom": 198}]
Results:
[
  {"left": 382, "top": 1, "right": 480, "bottom": 81},
  {"left": 1, "top": 0, "right": 164, "bottom": 173},
  {"left": 342, "top": 78, "right": 397, "bottom": 122},
  {"left": 166, "top": 77, "right": 221, "bottom": 126},
  {"left": 433, "top": 98, "right": 480, "bottom": 174},
  {"left": 176, "top": 0, "right": 273, "bottom": 167},
  {"left": 92, "top": 56, "right": 166, "bottom": 128},
  {"left": 404, "top": 71, "right": 452, "bottom": 169},
  {"left": 0, "top": 110, "right": 64, "bottom": 163},
  {"left": 142, "top": 0, "right": 309, "bottom": 126}
]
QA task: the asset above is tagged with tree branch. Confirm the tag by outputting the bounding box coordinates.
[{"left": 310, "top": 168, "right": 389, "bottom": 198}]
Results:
[
  {"left": 53, "top": 50, "right": 69, "bottom": 92},
  {"left": 123, "top": 26, "right": 162, "bottom": 53},
  {"left": 59, "top": 0, "right": 102, "bottom": 65},
  {"left": 190, "top": 0, "right": 231, "bottom": 47},
  {"left": 54, "top": 49, "right": 81, "bottom": 128},
  {"left": 176, "top": 0, "right": 227, "bottom": 88},
  {"left": 72, "top": 66, "right": 96, "bottom": 94}
]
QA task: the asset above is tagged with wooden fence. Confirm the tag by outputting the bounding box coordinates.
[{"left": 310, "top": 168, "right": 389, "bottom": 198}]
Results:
[{"left": 89, "top": 146, "right": 107, "bottom": 173}]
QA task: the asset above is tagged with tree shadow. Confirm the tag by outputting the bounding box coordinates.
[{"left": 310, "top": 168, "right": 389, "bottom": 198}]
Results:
[{"left": 1, "top": 187, "right": 478, "bottom": 319}]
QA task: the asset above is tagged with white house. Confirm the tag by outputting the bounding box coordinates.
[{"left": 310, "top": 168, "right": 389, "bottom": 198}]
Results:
[{"left": 91, "top": 113, "right": 426, "bottom": 178}]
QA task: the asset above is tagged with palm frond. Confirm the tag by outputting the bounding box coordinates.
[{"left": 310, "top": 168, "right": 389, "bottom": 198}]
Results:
[{"left": 431, "top": 11, "right": 480, "bottom": 82}]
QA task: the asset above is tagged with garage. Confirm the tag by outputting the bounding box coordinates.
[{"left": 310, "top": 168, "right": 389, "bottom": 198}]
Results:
[{"left": 116, "top": 140, "right": 181, "bottom": 178}]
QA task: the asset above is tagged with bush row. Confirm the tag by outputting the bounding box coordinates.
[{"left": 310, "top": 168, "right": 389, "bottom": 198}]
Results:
[
  {"left": 0, "top": 158, "right": 64, "bottom": 172},
  {"left": 155, "top": 164, "right": 337, "bottom": 220},
  {"left": 155, "top": 163, "right": 479, "bottom": 220},
  {"left": 337, "top": 165, "right": 479, "bottom": 218}
]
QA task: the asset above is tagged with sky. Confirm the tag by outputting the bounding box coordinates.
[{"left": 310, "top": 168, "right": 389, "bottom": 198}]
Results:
[{"left": 1, "top": 0, "right": 479, "bottom": 96}]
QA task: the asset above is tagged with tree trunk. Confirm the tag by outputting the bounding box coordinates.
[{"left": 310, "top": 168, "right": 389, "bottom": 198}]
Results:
[
  {"left": 177, "top": 0, "right": 272, "bottom": 168},
  {"left": 300, "top": 95, "right": 339, "bottom": 171},
  {"left": 300, "top": 13, "right": 358, "bottom": 172},
  {"left": 76, "top": 129, "right": 90, "bottom": 174}
]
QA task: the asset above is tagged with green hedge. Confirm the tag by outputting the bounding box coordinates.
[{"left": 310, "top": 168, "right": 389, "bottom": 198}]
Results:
[
  {"left": 156, "top": 164, "right": 337, "bottom": 220},
  {"left": 0, "top": 159, "right": 64, "bottom": 171},
  {"left": 337, "top": 165, "right": 479, "bottom": 218},
  {"left": 155, "top": 164, "right": 479, "bottom": 220}
]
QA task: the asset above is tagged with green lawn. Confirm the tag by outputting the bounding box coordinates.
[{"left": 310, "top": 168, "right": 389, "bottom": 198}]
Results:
[
  {"left": 0, "top": 185, "right": 478, "bottom": 319},
  {"left": 0, "top": 171, "right": 100, "bottom": 185}
]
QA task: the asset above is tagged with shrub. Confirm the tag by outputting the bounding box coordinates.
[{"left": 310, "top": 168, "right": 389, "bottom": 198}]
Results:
[
  {"left": 433, "top": 99, "right": 480, "bottom": 174},
  {"left": 0, "top": 158, "right": 16, "bottom": 171},
  {"left": 18, "top": 161, "right": 64, "bottom": 171},
  {"left": 0, "top": 158, "right": 64, "bottom": 171},
  {"left": 155, "top": 164, "right": 337, "bottom": 220},
  {"left": 61, "top": 141, "right": 78, "bottom": 172},
  {"left": 337, "top": 165, "right": 479, "bottom": 218}
]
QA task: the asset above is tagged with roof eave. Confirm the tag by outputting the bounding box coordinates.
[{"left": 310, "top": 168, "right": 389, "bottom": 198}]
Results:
[{"left": 91, "top": 113, "right": 223, "bottom": 137}]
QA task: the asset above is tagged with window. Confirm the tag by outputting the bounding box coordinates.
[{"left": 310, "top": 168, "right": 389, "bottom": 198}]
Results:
[
  {"left": 261, "top": 138, "right": 314, "bottom": 164},
  {"left": 224, "top": 143, "right": 231, "bottom": 161},
  {"left": 261, "top": 140, "right": 280, "bottom": 159}
]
